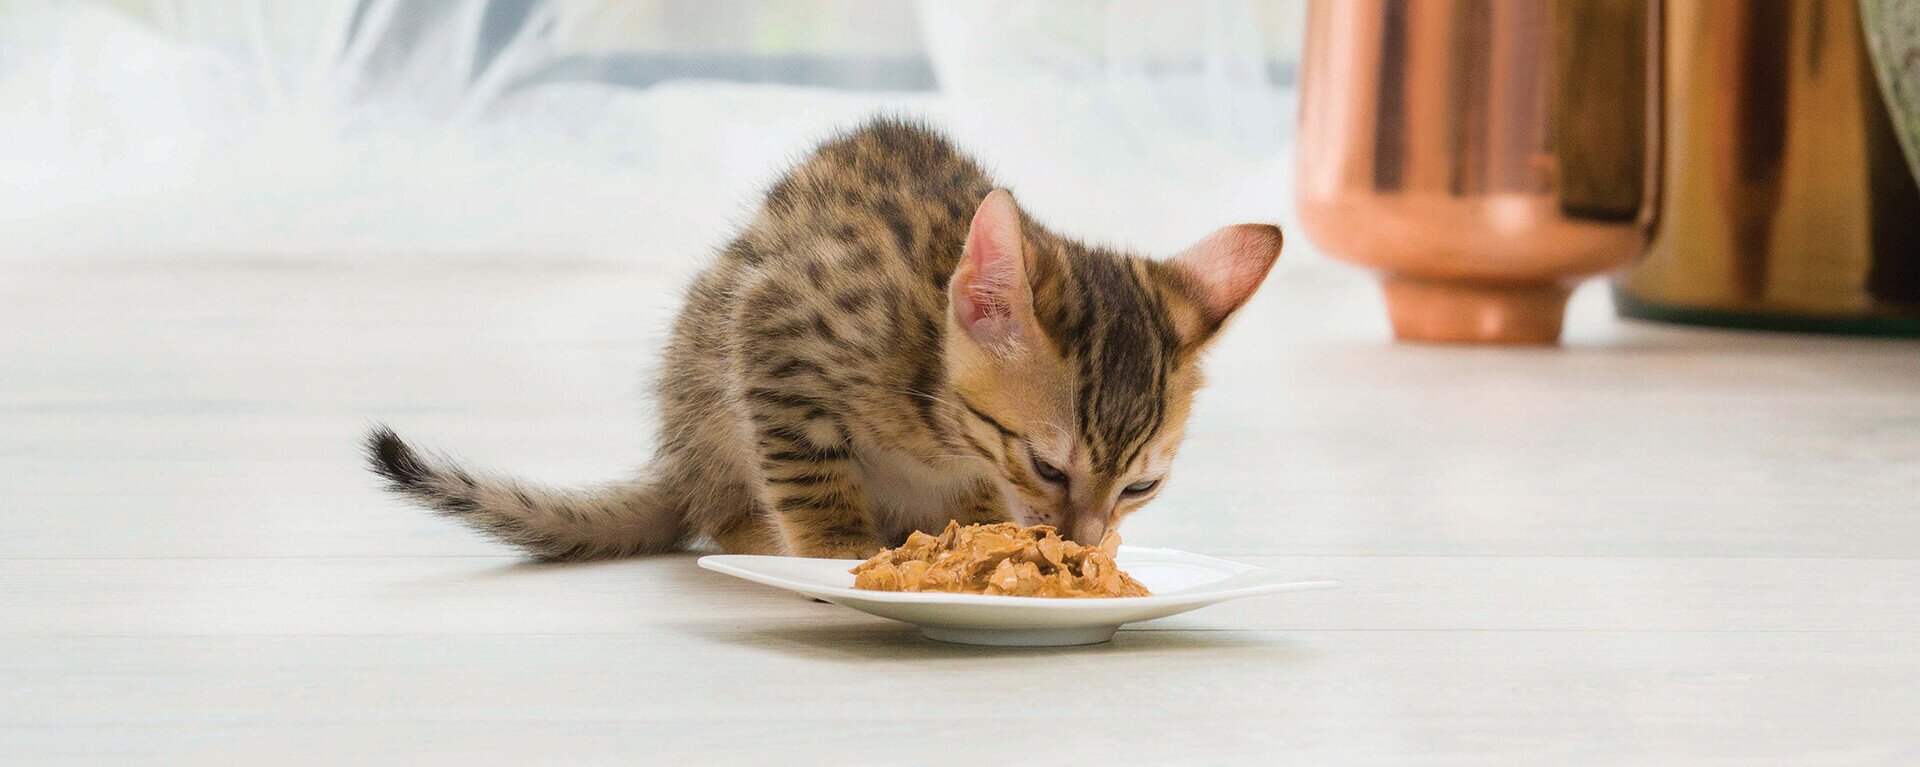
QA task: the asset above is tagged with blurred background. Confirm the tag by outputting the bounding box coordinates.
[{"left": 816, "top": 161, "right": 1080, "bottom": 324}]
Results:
[{"left": 0, "top": 0, "right": 1309, "bottom": 271}]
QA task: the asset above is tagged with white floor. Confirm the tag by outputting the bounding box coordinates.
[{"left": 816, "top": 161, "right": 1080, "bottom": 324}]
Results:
[{"left": 4, "top": 253, "right": 1919, "bottom": 765}]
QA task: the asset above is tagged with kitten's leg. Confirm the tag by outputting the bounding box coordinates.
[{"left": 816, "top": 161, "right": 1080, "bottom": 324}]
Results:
[
  {"left": 732, "top": 266, "right": 889, "bottom": 558},
  {"left": 656, "top": 266, "right": 781, "bottom": 555},
  {"left": 752, "top": 432, "right": 879, "bottom": 557},
  {"left": 751, "top": 415, "right": 882, "bottom": 558},
  {"left": 710, "top": 510, "right": 783, "bottom": 555}
]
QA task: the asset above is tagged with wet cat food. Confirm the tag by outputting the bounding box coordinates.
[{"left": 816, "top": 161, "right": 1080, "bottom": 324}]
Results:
[{"left": 850, "top": 521, "right": 1150, "bottom": 598}]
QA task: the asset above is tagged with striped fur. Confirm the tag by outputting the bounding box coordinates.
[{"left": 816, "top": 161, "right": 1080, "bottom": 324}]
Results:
[{"left": 366, "top": 118, "right": 1281, "bottom": 560}]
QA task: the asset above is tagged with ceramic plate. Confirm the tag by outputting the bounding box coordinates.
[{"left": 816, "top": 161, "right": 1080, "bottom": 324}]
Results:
[{"left": 698, "top": 546, "right": 1341, "bottom": 647}]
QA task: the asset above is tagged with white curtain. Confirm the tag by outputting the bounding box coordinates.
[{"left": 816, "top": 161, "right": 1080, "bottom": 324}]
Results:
[{"left": 0, "top": 0, "right": 1302, "bottom": 267}]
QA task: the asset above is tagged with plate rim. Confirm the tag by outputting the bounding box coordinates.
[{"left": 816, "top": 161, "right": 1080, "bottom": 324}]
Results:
[{"left": 696, "top": 545, "right": 1343, "bottom": 609}]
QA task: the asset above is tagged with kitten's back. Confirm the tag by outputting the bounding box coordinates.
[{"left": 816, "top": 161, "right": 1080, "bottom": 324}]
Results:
[{"left": 743, "top": 119, "right": 995, "bottom": 282}]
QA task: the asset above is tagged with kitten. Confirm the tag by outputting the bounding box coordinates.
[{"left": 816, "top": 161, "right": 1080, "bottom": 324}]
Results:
[{"left": 366, "top": 119, "right": 1281, "bottom": 560}]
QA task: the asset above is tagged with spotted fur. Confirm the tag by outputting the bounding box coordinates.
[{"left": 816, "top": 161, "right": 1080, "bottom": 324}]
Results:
[{"left": 367, "top": 118, "right": 1281, "bottom": 560}]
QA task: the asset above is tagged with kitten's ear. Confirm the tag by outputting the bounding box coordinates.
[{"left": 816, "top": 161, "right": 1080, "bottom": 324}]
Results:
[
  {"left": 949, "top": 189, "right": 1038, "bottom": 349},
  {"left": 1167, "top": 224, "right": 1283, "bottom": 347}
]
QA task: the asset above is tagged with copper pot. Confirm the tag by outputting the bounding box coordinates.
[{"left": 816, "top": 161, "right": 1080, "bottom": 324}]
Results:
[
  {"left": 1614, "top": 0, "right": 1920, "bottom": 335},
  {"left": 1298, "top": 0, "right": 1662, "bottom": 344}
]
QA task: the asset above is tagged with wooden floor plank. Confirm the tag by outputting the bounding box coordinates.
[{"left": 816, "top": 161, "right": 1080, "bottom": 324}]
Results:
[{"left": 3, "top": 633, "right": 1916, "bottom": 765}]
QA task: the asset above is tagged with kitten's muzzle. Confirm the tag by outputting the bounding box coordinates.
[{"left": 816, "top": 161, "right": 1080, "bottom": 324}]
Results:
[{"left": 1065, "top": 507, "right": 1116, "bottom": 546}]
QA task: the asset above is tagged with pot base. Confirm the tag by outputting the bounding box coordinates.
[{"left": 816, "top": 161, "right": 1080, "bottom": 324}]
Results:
[
  {"left": 1613, "top": 286, "right": 1920, "bottom": 337},
  {"left": 1380, "top": 276, "right": 1572, "bottom": 345}
]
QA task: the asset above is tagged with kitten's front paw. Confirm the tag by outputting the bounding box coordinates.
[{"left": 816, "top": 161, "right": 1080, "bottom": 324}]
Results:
[{"left": 792, "top": 538, "right": 882, "bottom": 560}]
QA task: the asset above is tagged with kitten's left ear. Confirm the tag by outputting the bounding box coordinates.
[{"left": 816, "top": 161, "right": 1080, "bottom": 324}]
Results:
[
  {"left": 949, "top": 189, "right": 1041, "bottom": 351},
  {"left": 1167, "top": 224, "right": 1283, "bottom": 347}
]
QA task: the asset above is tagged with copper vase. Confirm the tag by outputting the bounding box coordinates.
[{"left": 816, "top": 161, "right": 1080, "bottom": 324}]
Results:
[
  {"left": 1614, "top": 0, "right": 1920, "bottom": 335},
  {"left": 1298, "top": 0, "right": 1662, "bottom": 344}
]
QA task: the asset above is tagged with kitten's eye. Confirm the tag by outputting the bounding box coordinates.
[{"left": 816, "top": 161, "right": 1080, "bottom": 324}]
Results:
[
  {"left": 1122, "top": 479, "right": 1160, "bottom": 496},
  {"left": 1031, "top": 456, "right": 1068, "bottom": 484}
]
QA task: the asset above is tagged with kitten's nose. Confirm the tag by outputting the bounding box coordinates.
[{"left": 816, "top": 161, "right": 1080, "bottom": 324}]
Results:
[{"left": 1067, "top": 510, "right": 1110, "bottom": 544}]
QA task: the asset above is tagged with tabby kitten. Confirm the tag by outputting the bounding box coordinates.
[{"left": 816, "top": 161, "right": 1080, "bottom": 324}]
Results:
[{"left": 367, "top": 119, "right": 1281, "bottom": 560}]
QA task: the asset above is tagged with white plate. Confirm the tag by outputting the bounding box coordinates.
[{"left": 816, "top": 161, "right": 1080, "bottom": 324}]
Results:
[{"left": 697, "top": 546, "right": 1341, "bottom": 647}]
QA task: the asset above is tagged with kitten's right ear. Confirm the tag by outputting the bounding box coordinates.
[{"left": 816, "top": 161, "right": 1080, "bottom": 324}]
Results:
[
  {"left": 1166, "top": 223, "right": 1283, "bottom": 349},
  {"left": 949, "top": 189, "right": 1038, "bottom": 350}
]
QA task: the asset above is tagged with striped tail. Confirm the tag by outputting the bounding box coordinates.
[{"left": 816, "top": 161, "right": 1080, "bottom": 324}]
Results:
[{"left": 363, "top": 425, "right": 684, "bottom": 560}]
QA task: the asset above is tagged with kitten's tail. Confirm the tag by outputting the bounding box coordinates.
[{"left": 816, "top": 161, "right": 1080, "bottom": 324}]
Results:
[{"left": 363, "top": 425, "right": 684, "bottom": 560}]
